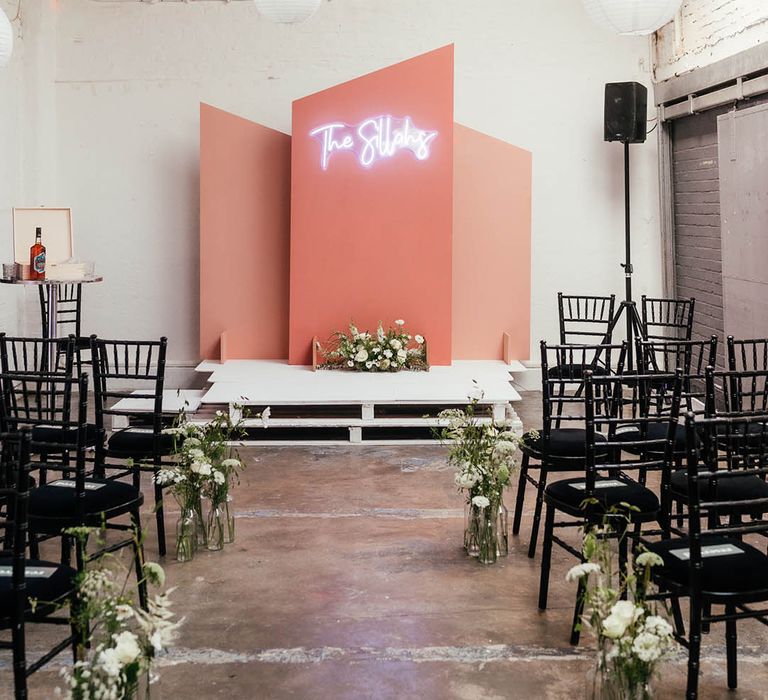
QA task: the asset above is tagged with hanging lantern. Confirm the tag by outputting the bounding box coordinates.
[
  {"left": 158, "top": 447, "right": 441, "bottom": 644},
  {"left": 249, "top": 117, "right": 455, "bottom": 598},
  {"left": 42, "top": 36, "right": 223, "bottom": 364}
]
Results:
[
  {"left": 253, "top": 0, "right": 322, "bottom": 24},
  {"left": 582, "top": 0, "right": 683, "bottom": 36},
  {"left": 0, "top": 7, "right": 13, "bottom": 68}
]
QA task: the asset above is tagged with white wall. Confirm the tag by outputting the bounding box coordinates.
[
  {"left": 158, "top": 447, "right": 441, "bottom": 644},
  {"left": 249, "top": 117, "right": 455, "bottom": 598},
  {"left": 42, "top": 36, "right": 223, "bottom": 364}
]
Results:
[
  {"left": 3, "top": 0, "right": 663, "bottom": 379},
  {"left": 654, "top": 0, "right": 768, "bottom": 82}
]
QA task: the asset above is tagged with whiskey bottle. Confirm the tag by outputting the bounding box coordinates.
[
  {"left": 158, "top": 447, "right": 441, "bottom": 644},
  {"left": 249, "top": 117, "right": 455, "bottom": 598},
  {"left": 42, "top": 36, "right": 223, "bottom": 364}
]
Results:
[{"left": 29, "top": 227, "right": 46, "bottom": 280}]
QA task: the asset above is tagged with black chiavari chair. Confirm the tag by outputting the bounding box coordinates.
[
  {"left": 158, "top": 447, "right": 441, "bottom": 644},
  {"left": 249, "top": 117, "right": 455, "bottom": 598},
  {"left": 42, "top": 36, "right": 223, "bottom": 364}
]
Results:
[
  {"left": 537, "top": 369, "right": 682, "bottom": 645},
  {"left": 646, "top": 411, "right": 768, "bottom": 699},
  {"left": 558, "top": 293, "right": 616, "bottom": 346},
  {"left": 38, "top": 284, "right": 91, "bottom": 376},
  {"left": 727, "top": 336, "right": 768, "bottom": 374},
  {"left": 512, "top": 342, "right": 625, "bottom": 559},
  {"left": 91, "top": 337, "right": 172, "bottom": 557},
  {"left": 641, "top": 295, "right": 696, "bottom": 342}
]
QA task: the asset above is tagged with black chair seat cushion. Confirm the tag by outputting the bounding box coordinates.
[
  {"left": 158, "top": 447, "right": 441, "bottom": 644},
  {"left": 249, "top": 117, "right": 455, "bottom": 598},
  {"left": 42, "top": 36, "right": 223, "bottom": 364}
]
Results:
[
  {"left": 546, "top": 475, "right": 659, "bottom": 518},
  {"left": 522, "top": 429, "right": 608, "bottom": 463},
  {"left": 615, "top": 421, "right": 688, "bottom": 454},
  {"left": 0, "top": 556, "right": 77, "bottom": 617},
  {"left": 28, "top": 477, "right": 143, "bottom": 529},
  {"left": 31, "top": 423, "right": 100, "bottom": 448},
  {"left": 547, "top": 363, "right": 609, "bottom": 380},
  {"left": 647, "top": 535, "right": 768, "bottom": 598},
  {"left": 670, "top": 469, "right": 768, "bottom": 513},
  {"left": 107, "top": 427, "right": 174, "bottom": 458},
  {"left": 56, "top": 336, "right": 91, "bottom": 352}
]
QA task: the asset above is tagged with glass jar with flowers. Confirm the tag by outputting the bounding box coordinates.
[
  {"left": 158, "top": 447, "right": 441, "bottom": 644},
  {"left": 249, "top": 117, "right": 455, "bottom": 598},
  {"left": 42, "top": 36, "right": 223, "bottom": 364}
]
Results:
[
  {"left": 434, "top": 391, "right": 525, "bottom": 565},
  {"left": 567, "top": 510, "right": 677, "bottom": 700}
]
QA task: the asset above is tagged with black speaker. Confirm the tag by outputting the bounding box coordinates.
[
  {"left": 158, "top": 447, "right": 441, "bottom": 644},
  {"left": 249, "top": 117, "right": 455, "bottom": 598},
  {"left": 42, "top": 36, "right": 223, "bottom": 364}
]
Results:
[{"left": 604, "top": 82, "right": 647, "bottom": 144}]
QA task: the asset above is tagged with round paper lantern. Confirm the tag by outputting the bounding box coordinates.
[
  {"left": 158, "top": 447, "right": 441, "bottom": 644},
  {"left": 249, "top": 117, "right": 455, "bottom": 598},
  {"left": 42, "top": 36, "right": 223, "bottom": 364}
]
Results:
[
  {"left": 253, "top": 0, "right": 322, "bottom": 24},
  {"left": 0, "top": 7, "right": 13, "bottom": 68},
  {"left": 582, "top": 0, "right": 683, "bottom": 36}
]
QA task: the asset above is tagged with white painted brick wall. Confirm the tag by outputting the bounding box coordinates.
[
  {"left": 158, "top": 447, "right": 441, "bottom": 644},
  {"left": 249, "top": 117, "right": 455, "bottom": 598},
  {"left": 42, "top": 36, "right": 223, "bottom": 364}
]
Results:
[
  {"left": 654, "top": 0, "right": 768, "bottom": 82},
  {"left": 0, "top": 0, "right": 664, "bottom": 370}
]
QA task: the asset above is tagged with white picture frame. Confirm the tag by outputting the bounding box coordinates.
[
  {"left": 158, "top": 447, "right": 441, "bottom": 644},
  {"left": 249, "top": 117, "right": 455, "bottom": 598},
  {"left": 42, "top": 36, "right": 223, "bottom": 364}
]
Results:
[{"left": 12, "top": 207, "right": 74, "bottom": 265}]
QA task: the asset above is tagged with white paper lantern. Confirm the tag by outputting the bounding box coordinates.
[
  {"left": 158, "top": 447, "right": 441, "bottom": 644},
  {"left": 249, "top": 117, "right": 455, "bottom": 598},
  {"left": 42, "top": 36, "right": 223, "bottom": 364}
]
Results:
[
  {"left": 0, "top": 7, "right": 13, "bottom": 68},
  {"left": 582, "top": 0, "right": 683, "bottom": 36},
  {"left": 253, "top": 0, "right": 322, "bottom": 24}
]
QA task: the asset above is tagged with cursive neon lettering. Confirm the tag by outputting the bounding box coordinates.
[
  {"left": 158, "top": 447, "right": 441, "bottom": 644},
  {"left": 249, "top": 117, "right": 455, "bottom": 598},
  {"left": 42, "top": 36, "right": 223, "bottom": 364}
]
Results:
[{"left": 310, "top": 115, "right": 438, "bottom": 170}]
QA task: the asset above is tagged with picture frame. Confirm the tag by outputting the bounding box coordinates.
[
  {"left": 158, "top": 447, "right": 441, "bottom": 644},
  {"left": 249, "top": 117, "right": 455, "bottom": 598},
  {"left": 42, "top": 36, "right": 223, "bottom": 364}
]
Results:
[{"left": 12, "top": 207, "right": 74, "bottom": 265}]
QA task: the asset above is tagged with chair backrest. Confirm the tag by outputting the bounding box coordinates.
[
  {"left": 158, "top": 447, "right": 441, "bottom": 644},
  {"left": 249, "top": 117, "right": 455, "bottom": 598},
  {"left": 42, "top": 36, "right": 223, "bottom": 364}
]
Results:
[
  {"left": 0, "top": 430, "right": 33, "bottom": 616},
  {"left": 585, "top": 370, "right": 683, "bottom": 523},
  {"left": 727, "top": 336, "right": 768, "bottom": 373},
  {"left": 557, "top": 293, "right": 616, "bottom": 345},
  {"left": 39, "top": 283, "right": 83, "bottom": 339},
  {"left": 640, "top": 296, "right": 695, "bottom": 342},
  {"left": 682, "top": 411, "right": 768, "bottom": 594},
  {"left": 636, "top": 336, "right": 717, "bottom": 413},
  {"left": 90, "top": 337, "right": 168, "bottom": 436},
  {"left": 539, "top": 341, "right": 626, "bottom": 440},
  {"left": 0, "top": 333, "right": 75, "bottom": 377},
  {"left": 706, "top": 366, "right": 768, "bottom": 417},
  {"left": 0, "top": 370, "right": 88, "bottom": 466}
]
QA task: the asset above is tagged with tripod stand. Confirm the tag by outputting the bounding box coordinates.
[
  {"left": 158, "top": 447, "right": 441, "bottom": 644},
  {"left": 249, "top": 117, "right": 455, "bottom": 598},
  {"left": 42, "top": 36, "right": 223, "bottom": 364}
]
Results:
[{"left": 603, "top": 141, "right": 645, "bottom": 371}]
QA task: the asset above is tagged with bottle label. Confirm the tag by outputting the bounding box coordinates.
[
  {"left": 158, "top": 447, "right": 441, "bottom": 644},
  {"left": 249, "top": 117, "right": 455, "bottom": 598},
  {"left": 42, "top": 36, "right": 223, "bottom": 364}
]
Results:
[{"left": 33, "top": 251, "right": 45, "bottom": 273}]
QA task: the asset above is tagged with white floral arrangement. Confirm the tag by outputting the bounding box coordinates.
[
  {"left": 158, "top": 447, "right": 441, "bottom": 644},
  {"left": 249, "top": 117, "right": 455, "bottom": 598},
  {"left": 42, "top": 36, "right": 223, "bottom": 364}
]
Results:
[
  {"left": 156, "top": 406, "right": 269, "bottom": 508},
  {"left": 435, "top": 394, "right": 524, "bottom": 506},
  {"left": 58, "top": 531, "right": 181, "bottom": 699},
  {"left": 568, "top": 516, "right": 676, "bottom": 697},
  {"left": 322, "top": 320, "right": 427, "bottom": 372}
]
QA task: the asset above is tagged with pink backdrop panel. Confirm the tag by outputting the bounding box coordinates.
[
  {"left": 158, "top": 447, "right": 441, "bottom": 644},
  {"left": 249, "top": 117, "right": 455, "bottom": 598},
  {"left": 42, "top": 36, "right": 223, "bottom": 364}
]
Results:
[
  {"left": 453, "top": 124, "right": 532, "bottom": 361},
  {"left": 289, "top": 46, "right": 454, "bottom": 365},
  {"left": 200, "top": 103, "right": 291, "bottom": 360}
]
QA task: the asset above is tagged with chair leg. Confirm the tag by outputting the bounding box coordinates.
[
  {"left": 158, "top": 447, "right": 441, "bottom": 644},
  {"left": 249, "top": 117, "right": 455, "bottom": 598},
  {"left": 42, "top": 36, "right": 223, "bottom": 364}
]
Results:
[
  {"left": 671, "top": 596, "right": 685, "bottom": 638},
  {"left": 12, "top": 614, "right": 28, "bottom": 700},
  {"left": 528, "top": 466, "right": 549, "bottom": 559},
  {"left": 726, "top": 604, "right": 737, "bottom": 690},
  {"left": 570, "top": 572, "right": 586, "bottom": 646},
  {"left": 512, "top": 453, "right": 530, "bottom": 536},
  {"left": 686, "top": 597, "right": 703, "bottom": 700},
  {"left": 131, "top": 508, "right": 148, "bottom": 611},
  {"left": 153, "top": 468, "right": 166, "bottom": 557},
  {"left": 28, "top": 530, "right": 40, "bottom": 560},
  {"left": 537, "top": 503, "right": 555, "bottom": 611}
]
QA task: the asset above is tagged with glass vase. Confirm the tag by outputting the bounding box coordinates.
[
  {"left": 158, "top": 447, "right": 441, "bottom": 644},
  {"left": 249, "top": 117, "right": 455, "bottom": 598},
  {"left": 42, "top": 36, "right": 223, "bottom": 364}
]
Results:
[
  {"left": 223, "top": 495, "right": 235, "bottom": 544},
  {"left": 194, "top": 495, "right": 208, "bottom": 548},
  {"left": 585, "top": 663, "right": 654, "bottom": 700},
  {"left": 206, "top": 502, "right": 225, "bottom": 551},
  {"left": 464, "top": 502, "right": 481, "bottom": 557},
  {"left": 497, "top": 499, "right": 509, "bottom": 557},
  {"left": 478, "top": 504, "right": 498, "bottom": 565},
  {"left": 175, "top": 508, "right": 198, "bottom": 563}
]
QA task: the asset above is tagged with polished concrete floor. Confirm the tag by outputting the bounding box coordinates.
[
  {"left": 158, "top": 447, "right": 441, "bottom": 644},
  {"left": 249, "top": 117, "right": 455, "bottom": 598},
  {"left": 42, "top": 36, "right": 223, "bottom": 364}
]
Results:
[{"left": 4, "top": 393, "right": 768, "bottom": 699}]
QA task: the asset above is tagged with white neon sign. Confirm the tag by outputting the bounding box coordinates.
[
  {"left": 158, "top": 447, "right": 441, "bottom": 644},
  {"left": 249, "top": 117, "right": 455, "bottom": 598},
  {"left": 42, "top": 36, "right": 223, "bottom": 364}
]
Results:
[{"left": 309, "top": 115, "right": 438, "bottom": 170}]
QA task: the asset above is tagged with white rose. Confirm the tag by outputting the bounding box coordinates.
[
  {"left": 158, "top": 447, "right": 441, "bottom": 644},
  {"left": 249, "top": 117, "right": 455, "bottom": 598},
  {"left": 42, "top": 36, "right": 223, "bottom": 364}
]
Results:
[
  {"left": 221, "top": 458, "right": 241, "bottom": 469},
  {"left": 365, "top": 361, "right": 373, "bottom": 369},
  {"left": 415, "top": 335, "right": 424, "bottom": 344},
  {"left": 455, "top": 472, "right": 479, "bottom": 489},
  {"left": 354, "top": 348, "right": 369, "bottom": 362},
  {"left": 213, "top": 470, "right": 226, "bottom": 485},
  {"left": 380, "top": 359, "right": 391, "bottom": 370},
  {"left": 632, "top": 631, "right": 663, "bottom": 663},
  {"left": 565, "top": 562, "right": 601, "bottom": 582},
  {"left": 395, "top": 319, "right": 405, "bottom": 326},
  {"left": 602, "top": 613, "right": 629, "bottom": 639},
  {"left": 471, "top": 495, "right": 490, "bottom": 509},
  {"left": 397, "top": 349, "right": 407, "bottom": 361},
  {"left": 113, "top": 631, "right": 142, "bottom": 665},
  {"left": 98, "top": 648, "right": 122, "bottom": 677},
  {"left": 198, "top": 463, "right": 212, "bottom": 476},
  {"left": 347, "top": 360, "right": 354, "bottom": 367},
  {"left": 390, "top": 339, "right": 402, "bottom": 350},
  {"left": 384, "top": 349, "right": 393, "bottom": 359}
]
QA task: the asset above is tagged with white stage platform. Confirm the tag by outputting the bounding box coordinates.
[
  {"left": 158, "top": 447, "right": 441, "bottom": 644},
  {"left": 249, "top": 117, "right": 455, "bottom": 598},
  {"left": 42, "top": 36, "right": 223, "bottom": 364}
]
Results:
[{"left": 194, "top": 360, "right": 525, "bottom": 444}]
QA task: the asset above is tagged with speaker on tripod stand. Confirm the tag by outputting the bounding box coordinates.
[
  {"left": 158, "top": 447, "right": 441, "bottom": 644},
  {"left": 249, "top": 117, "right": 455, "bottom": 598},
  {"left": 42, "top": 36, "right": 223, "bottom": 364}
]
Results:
[{"left": 603, "top": 81, "right": 648, "bottom": 369}]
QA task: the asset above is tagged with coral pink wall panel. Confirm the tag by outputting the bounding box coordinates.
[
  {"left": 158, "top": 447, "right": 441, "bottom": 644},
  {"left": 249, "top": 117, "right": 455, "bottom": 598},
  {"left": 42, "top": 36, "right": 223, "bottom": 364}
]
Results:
[
  {"left": 200, "top": 103, "right": 291, "bottom": 360},
  {"left": 289, "top": 46, "right": 454, "bottom": 365},
  {"left": 453, "top": 124, "right": 532, "bottom": 361}
]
